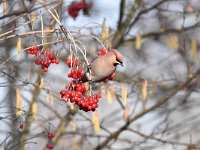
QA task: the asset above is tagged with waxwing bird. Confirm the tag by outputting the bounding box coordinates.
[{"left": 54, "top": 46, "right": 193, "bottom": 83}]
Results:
[{"left": 81, "top": 49, "right": 123, "bottom": 83}]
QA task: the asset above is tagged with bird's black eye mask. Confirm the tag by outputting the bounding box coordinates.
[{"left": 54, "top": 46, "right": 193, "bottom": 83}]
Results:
[{"left": 114, "top": 60, "right": 123, "bottom": 66}]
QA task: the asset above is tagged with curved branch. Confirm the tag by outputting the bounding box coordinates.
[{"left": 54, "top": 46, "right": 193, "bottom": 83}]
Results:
[{"left": 95, "top": 68, "right": 200, "bottom": 150}]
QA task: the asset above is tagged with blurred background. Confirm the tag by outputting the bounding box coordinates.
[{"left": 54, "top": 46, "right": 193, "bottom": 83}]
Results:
[{"left": 1, "top": 0, "right": 200, "bottom": 150}]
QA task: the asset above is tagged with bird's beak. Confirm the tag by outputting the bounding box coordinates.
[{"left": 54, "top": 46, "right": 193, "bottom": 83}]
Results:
[{"left": 114, "top": 61, "right": 123, "bottom": 67}]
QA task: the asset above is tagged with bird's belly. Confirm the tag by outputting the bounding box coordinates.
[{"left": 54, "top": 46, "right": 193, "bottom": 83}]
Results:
[{"left": 91, "top": 66, "right": 116, "bottom": 82}]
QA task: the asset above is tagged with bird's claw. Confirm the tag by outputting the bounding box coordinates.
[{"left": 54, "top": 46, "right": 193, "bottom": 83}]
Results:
[
  {"left": 88, "top": 80, "right": 94, "bottom": 85},
  {"left": 87, "top": 64, "right": 91, "bottom": 70}
]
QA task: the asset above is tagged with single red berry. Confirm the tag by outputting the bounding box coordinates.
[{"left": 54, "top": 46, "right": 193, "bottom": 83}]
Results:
[
  {"left": 68, "top": 73, "right": 72, "bottom": 78},
  {"left": 93, "top": 98, "right": 99, "bottom": 104},
  {"left": 98, "top": 51, "right": 102, "bottom": 56},
  {"left": 95, "top": 94, "right": 102, "bottom": 98},
  {"left": 35, "top": 59, "right": 40, "bottom": 65},
  {"left": 101, "top": 48, "right": 107, "bottom": 54},
  {"left": 92, "top": 104, "right": 98, "bottom": 108},
  {"left": 47, "top": 143, "right": 54, "bottom": 149},
  {"left": 51, "top": 59, "right": 55, "bottom": 63},
  {"left": 48, "top": 133, "right": 55, "bottom": 139},
  {"left": 88, "top": 105, "right": 92, "bottom": 110},
  {"left": 55, "top": 59, "right": 59, "bottom": 64},
  {"left": 30, "top": 50, "right": 34, "bottom": 55},
  {"left": 34, "top": 51, "right": 39, "bottom": 56},
  {"left": 77, "top": 68, "right": 82, "bottom": 74},
  {"left": 60, "top": 90, "right": 67, "bottom": 96},
  {"left": 43, "top": 67, "right": 48, "bottom": 72},
  {"left": 19, "top": 124, "right": 24, "bottom": 129},
  {"left": 71, "top": 69, "right": 75, "bottom": 75}
]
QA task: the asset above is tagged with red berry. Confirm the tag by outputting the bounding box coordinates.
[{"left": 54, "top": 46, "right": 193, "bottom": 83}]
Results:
[
  {"left": 66, "top": 59, "right": 71, "bottom": 64},
  {"left": 48, "top": 53, "right": 54, "bottom": 60},
  {"left": 77, "top": 68, "right": 82, "bottom": 74},
  {"left": 51, "top": 59, "right": 55, "bottom": 63},
  {"left": 55, "top": 59, "right": 59, "bottom": 64},
  {"left": 95, "top": 94, "right": 102, "bottom": 98},
  {"left": 92, "top": 104, "right": 98, "bottom": 108},
  {"left": 98, "top": 51, "right": 102, "bottom": 56},
  {"left": 19, "top": 124, "right": 24, "bottom": 129},
  {"left": 47, "top": 143, "right": 54, "bottom": 149},
  {"left": 88, "top": 105, "right": 92, "bottom": 110},
  {"left": 71, "top": 69, "right": 75, "bottom": 74},
  {"left": 68, "top": 73, "right": 72, "bottom": 78},
  {"left": 93, "top": 99, "right": 99, "bottom": 104},
  {"left": 48, "top": 133, "right": 55, "bottom": 139},
  {"left": 60, "top": 90, "right": 67, "bottom": 96},
  {"left": 43, "top": 67, "right": 48, "bottom": 72},
  {"left": 101, "top": 48, "right": 107, "bottom": 54},
  {"left": 34, "top": 51, "right": 39, "bottom": 56},
  {"left": 30, "top": 51, "right": 34, "bottom": 55},
  {"left": 33, "top": 46, "right": 39, "bottom": 51},
  {"left": 35, "top": 59, "right": 40, "bottom": 65}
]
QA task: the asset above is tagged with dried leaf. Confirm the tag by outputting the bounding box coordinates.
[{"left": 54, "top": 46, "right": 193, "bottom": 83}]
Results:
[
  {"left": 16, "top": 88, "right": 22, "bottom": 116},
  {"left": 2, "top": 1, "right": 7, "bottom": 15},
  {"left": 32, "top": 102, "right": 37, "bottom": 118},
  {"left": 71, "top": 120, "right": 76, "bottom": 132},
  {"left": 107, "top": 90, "right": 112, "bottom": 104},
  {"left": 148, "top": 82, "right": 156, "bottom": 97},
  {"left": 109, "top": 85, "right": 117, "bottom": 100},
  {"left": 135, "top": 33, "right": 142, "bottom": 50},
  {"left": 168, "top": 34, "right": 179, "bottom": 49},
  {"left": 101, "top": 19, "right": 107, "bottom": 40},
  {"left": 123, "top": 108, "right": 129, "bottom": 120},
  {"left": 121, "top": 84, "right": 127, "bottom": 105},
  {"left": 100, "top": 85, "right": 106, "bottom": 94},
  {"left": 31, "top": 12, "right": 36, "bottom": 20},
  {"left": 46, "top": 93, "right": 50, "bottom": 103},
  {"left": 70, "top": 103, "right": 74, "bottom": 110},
  {"left": 50, "top": 94, "right": 54, "bottom": 105},
  {"left": 141, "top": 80, "right": 148, "bottom": 110},
  {"left": 72, "top": 138, "right": 77, "bottom": 150},
  {"left": 17, "top": 37, "right": 22, "bottom": 57},
  {"left": 39, "top": 77, "right": 44, "bottom": 89},
  {"left": 92, "top": 111, "right": 100, "bottom": 134},
  {"left": 106, "top": 28, "right": 112, "bottom": 49},
  {"left": 142, "top": 80, "right": 148, "bottom": 101},
  {"left": 186, "top": 4, "right": 193, "bottom": 13},
  {"left": 191, "top": 37, "right": 197, "bottom": 59}
]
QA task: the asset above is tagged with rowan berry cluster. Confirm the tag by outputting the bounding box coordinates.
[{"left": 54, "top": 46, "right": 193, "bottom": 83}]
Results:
[
  {"left": 46, "top": 131, "right": 55, "bottom": 149},
  {"left": 68, "top": 68, "right": 83, "bottom": 79},
  {"left": 47, "top": 132, "right": 55, "bottom": 139},
  {"left": 68, "top": 0, "right": 90, "bottom": 19},
  {"left": 66, "top": 57, "right": 79, "bottom": 68},
  {"left": 27, "top": 46, "right": 59, "bottom": 72},
  {"left": 98, "top": 47, "right": 107, "bottom": 56},
  {"left": 60, "top": 81, "right": 101, "bottom": 112},
  {"left": 61, "top": 56, "right": 102, "bottom": 112},
  {"left": 27, "top": 45, "right": 39, "bottom": 56}
]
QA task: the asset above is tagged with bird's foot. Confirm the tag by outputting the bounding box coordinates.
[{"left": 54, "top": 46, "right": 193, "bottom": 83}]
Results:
[
  {"left": 88, "top": 80, "right": 95, "bottom": 85},
  {"left": 86, "top": 64, "right": 91, "bottom": 71}
]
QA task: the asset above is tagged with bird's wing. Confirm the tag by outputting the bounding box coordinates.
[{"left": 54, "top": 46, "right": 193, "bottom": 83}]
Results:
[{"left": 90, "top": 56, "right": 98, "bottom": 63}]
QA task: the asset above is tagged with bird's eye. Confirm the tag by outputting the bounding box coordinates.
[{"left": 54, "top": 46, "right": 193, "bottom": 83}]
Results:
[{"left": 114, "top": 61, "right": 121, "bottom": 66}]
